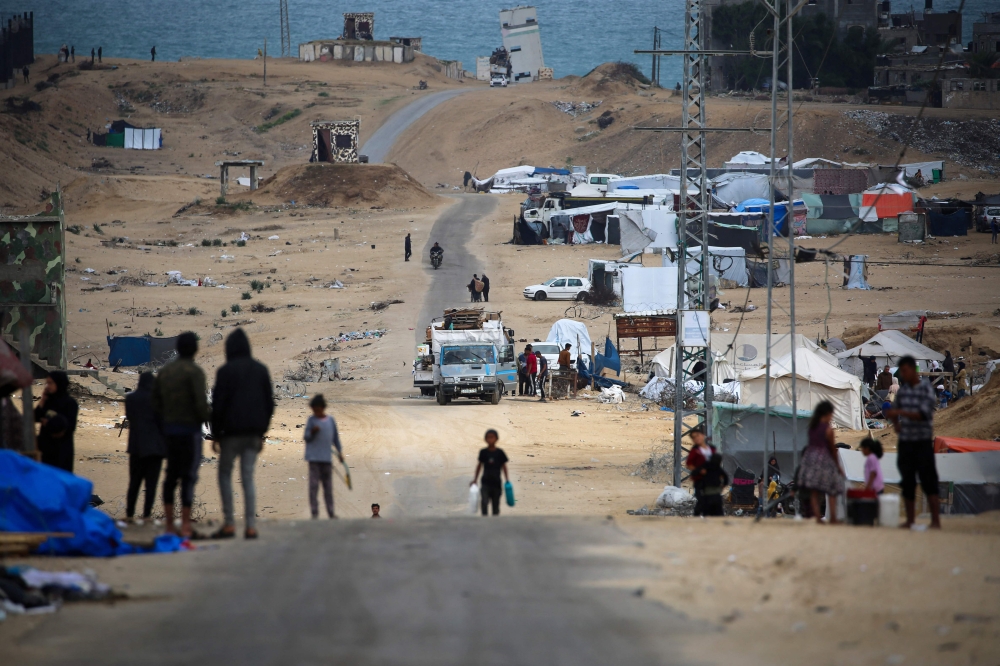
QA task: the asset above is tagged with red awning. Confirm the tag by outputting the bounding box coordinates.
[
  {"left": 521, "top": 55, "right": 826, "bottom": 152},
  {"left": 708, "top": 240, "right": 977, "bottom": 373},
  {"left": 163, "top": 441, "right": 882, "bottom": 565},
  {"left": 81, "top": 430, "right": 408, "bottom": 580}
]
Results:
[{"left": 934, "top": 436, "right": 1000, "bottom": 453}]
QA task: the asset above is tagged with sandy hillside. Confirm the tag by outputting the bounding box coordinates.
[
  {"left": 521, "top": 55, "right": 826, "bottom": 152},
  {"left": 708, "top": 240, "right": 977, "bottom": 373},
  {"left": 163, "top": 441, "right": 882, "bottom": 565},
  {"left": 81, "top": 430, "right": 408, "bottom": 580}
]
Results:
[{"left": 1, "top": 53, "right": 999, "bottom": 664}]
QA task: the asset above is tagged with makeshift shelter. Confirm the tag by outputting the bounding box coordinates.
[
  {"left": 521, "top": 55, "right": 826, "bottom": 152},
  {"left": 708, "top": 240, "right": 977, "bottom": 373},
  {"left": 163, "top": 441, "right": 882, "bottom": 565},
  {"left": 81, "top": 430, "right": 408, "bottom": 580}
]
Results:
[
  {"left": 712, "top": 403, "right": 812, "bottom": 479},
  {"left": 711, "top": 172, "right": 771, "bottom": 206},
  {"left": 860, "top": 184, "right": 914, "bottom": 222},
  {"left": 801, "top": 192, "right": 864, "bottom": 235},
  {"left": 546, "top": 319, "right": 593, "bottom": 360},
  {"left": 689, "top": 220, "right": 763, "bottom": 257},
  {"left": 740, "top": 347, "right": 864, "bottom": 430},
  {"left": 513, "top": 216, "right": 544, "bottom": 245},
  {"left": 897, "top": 212, "right": 927, "bottom": 241},
  {"left": 667, "top": 333, "right": 835, "bottom": 378},
  {"left": 661, "top": 246, "right": 748, "bottom": 287},
  {"left": 839, "top": 449, "right": 1000, "bottom": 515},
  {"left": 107, "top": 335, "right": 180, "bottom": 367},
  {"left": 836, "top": 329, "right": 944, "bottom": 377},
  {"left": 843, "top": 255, "right": 871, "bottom": 290},
  {"left": 733, "top": 198, "right": 805, "bottom": 237},
  {"left": 927, "top": 209, "right": 969, "bottom": 236},
  {"left": 935, "top": 437, "right": 1000, "bottom": 453},
  {"left": 650, "top": 348, "right": 735, "bottom": 384},
  {"left": 725, "top": 151, "right": 770, "bottom": 169},
  {"left": 621, "top": 266, "right": 678, "bottom": 313},
  {"left": 617, "top": 212, "right": 658, "bottom": 255}
]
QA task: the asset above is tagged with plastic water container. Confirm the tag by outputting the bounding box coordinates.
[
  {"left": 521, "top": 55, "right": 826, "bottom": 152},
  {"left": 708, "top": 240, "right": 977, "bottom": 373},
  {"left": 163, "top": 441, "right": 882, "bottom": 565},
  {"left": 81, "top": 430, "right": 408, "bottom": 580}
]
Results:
[{"left": 878, "top": 493, "right": 900, "bottom": 528}]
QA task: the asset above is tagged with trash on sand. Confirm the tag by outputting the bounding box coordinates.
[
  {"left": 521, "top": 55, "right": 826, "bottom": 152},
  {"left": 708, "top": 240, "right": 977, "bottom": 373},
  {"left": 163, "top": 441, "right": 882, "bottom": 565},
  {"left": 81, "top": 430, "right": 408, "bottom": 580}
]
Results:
[
  {"left": 268, "top": 235, "right": 280, "bottom": 240},
  {"left": 83, "top": 268, "right": 96, "bottom": 274},
  {"left": 330, "top": 280, "right": 345, "bottom": 289},
  {"left": 571, "top": 410, "right": 586, "bottom": 416},
  {"left": 598, "top": 386, "right": 624, "bottom": 404},
  {"left": 655, "top": 485, "right": 696, "bottom": 512}
]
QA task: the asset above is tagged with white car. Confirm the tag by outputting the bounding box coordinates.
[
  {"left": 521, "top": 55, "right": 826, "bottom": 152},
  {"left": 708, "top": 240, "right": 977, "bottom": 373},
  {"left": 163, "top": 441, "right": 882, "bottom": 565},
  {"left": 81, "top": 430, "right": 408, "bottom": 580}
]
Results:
[
  {"left": 490, "top": 74, "right": 508, "bottom": 88},
  {"left": 523, "top": 277, "right": 591, "bottom": 301}
]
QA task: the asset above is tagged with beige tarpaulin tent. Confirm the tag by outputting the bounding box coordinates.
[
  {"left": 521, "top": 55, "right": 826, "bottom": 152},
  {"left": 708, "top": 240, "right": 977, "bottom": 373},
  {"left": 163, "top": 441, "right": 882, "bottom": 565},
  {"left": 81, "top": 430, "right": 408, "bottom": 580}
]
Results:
[
  {"left": 740, "top": 347, "right": 864, "bottom": 430},
  {"left": 650, "top": 348, "right": 735, "bottom": 384},
  {"left": 836, "top": 329, "right": 944, "bottom": 378}
]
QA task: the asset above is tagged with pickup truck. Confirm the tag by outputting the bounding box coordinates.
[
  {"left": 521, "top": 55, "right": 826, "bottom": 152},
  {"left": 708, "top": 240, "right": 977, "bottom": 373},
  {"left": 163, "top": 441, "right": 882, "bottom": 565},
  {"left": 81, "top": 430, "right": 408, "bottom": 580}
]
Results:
[{"left": 522, "top": 193, "right": 649, "bottom": 226}]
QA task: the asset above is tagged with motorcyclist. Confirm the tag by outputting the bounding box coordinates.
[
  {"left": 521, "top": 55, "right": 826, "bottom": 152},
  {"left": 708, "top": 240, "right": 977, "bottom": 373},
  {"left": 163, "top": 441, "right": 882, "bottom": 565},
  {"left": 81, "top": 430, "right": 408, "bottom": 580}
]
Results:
[{"left": 430, "top": 242, "right": 443, "bottom": 264}]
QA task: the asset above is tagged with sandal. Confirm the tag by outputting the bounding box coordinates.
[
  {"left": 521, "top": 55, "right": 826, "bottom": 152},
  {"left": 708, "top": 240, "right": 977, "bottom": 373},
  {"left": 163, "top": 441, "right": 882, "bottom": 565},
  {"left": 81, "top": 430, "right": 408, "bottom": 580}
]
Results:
[
  {"left": 210, "top": 526, "right": 236, "bottom": 539},
  {"left": 244, "top": 528, "right": 259, "bottom": 540}
]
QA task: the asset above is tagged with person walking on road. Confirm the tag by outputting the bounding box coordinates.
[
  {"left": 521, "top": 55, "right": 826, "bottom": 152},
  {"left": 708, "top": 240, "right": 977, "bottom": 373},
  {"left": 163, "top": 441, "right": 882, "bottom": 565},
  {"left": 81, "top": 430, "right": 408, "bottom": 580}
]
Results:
[
  {"left": 404, "top": 233, "right": 411, "bottom": 262},
  {"left": 885, "top": 355, "right": 941, "bottom": 529},
  {"left": 471, "top": 429, "right": 509, "bottom": 516},
  {"left": 153, "top": 332, "right": 210, "bottom": 538},
  {"left": 34, "top": 371, "right": 78, "bottom": 472},
  {"left": 303, "top": 394, "right": 342, "bottom": 520},
  {"left": 468, "top": 274, "right": 483, "bottom": 303},
  {"left": 150, "top": 46, "right": 156, "bottom": 62},
  {"left": 797, "top": 401, "right": 845, "bottom": 524},
  {"left": 210, "top": 328, "right": 273, "bottom": 539},
  {"left": 124, "top": 372, "right": 166, "bottom": 525},
  {"left": 535, "top": 351, "right": 549, "bottom": 401},
  {"left": 481, "top": 273, "right": 490, "bottom": 303}
]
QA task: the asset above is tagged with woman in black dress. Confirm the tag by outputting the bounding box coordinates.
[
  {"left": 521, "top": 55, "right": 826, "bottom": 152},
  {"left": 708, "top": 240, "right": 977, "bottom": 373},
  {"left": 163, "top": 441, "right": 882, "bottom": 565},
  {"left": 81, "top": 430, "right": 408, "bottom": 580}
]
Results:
[{"left": 34, "top": 370, "right": 79, "bottom": 472}]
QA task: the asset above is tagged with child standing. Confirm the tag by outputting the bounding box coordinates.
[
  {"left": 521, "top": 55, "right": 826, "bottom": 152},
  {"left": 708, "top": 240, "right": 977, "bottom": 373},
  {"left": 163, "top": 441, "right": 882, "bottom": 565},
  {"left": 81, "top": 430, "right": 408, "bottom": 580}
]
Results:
[
  {"left": 859, "top": 437, "right": 884, "bottom": 494},
  {"left": 303, "top": 394, "right": 342, "bottom": 519},
  {"left": 694, "top": 453, "right": 728, "bottom": 516}
]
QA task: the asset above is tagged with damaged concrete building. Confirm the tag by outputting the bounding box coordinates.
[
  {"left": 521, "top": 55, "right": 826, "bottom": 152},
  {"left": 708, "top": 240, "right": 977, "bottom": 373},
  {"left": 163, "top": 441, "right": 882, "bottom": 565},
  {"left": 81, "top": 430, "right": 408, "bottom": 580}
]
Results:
[
  {"left": 500, "top": 6, "right": 549, "bottom": 82},
  {"left": 311, "top": 120, "right": 360, "bottom": 163},
  {"left": 299, "top": 12, "right": 416, "bottom": 64}
]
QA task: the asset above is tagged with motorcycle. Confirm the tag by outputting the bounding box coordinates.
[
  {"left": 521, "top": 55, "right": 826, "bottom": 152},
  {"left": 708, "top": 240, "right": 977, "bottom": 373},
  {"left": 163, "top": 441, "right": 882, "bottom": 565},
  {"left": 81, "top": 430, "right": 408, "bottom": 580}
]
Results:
[{"left": 430, "top": 252, "right": 442, "bottom": 270}]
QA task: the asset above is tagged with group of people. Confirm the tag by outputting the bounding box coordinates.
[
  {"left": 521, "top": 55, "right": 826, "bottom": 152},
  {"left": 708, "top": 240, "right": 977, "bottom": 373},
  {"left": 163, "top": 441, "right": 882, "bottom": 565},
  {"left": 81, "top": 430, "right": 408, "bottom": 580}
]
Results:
[
  {"left": 516, "top": 345, "right": 548, "bottom": 400},
  {"left": 57, "top": 44, "right": 103, "bottom": 64},
  {"left": 467, "top": 273, "right": 490, "bottom": 302},
  {"left": 686, "top": 355, "right": 941, "bottom": 529}
]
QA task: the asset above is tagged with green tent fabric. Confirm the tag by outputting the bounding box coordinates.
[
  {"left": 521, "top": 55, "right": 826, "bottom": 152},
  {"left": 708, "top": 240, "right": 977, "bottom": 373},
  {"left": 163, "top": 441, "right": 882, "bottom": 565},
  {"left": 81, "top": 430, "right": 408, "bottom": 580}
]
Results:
[
  {"left": 801, "top": 193, "right": 823, "bottom": 219},
  {"left": 106, "top": 133, "right": 125, "bottom": 148},
  {"left": 803, "top": 192, "right": 865, "bottom": 235},
  {"left": 806, "top": 218, "right": 855, "bottom": 235}
]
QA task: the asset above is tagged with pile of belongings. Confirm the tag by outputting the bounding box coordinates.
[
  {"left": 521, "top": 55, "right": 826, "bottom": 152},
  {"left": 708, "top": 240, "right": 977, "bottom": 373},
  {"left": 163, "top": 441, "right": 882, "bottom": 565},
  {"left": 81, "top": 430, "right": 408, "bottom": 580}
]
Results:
[
  {"left": 0, "top": 450, "right": 186, "bottom": 557},
  {"left": 597, "top": 386, "right": 625, "bottom": 403},
  {"left": 1, "top": 567, "right": 113, "bottom": 620}
]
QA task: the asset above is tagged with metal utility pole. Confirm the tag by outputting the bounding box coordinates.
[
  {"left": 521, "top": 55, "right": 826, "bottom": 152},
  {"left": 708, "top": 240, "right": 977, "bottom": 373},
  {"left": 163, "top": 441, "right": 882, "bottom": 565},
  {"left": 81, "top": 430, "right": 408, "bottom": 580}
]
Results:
[
  {"left": 651, "top": 27, "right": 662, "bottom": 88},
  {"left": 279, "top": 0, "right": 291, "bottom": 58},
  {"left": 634, "top": 0, "right": 771, "bottom": 487}
]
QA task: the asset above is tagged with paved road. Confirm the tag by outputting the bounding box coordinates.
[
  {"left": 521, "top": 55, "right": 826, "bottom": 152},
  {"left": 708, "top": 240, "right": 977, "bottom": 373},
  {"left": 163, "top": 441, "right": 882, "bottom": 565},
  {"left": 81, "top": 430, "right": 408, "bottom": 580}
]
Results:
[
  {"left": 415, "top": 194, "right": 497, "bottom": 344},
  {"left": 9, "top": 518, "right": 707, "bottom": 665},
  {"left": 361, "top": 89, "right": 474, "bottom": 164}
]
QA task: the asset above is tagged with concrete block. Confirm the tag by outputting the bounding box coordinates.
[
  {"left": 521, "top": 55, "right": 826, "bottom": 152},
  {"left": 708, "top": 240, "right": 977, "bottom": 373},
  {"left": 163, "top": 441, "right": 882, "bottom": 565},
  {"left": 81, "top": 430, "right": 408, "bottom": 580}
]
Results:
[
  {"left": 354, "top": 46, "right": 365, "bottom": 62},
  {"left": 365, "top": 45, "right": 374, "bottom": 61},
  {"left": 333, "top": 44, "right": 343, "bottom": 59},
  {"left": 393, "top": 46, "right": 403, "bottom": 64}
]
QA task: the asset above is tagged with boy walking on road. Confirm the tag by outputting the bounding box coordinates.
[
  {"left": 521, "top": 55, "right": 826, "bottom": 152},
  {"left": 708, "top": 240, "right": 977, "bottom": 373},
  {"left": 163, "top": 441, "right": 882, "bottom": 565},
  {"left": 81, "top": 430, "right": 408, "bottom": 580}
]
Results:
[
  {"left": 471, "top": 430, "right": 509, "bottom": 516},
  {"left": 153, "top": 332, "right": 210, "bottom": 538},
  {"left": 303, "top": 394, "right": 342, "bottom": 519}
]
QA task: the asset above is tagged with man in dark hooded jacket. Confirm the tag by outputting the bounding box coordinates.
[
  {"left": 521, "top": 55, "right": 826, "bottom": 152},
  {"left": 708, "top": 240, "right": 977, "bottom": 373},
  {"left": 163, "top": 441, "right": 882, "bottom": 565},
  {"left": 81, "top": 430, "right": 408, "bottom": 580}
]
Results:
[
  {"left": 34, "top": 371, "right": 78, "bottom": 472},
  {"left": 125, "top": 372, "right": 166, "bottom": 523},
  {"left": 210, "top": 328, "right": 273, "bottom": 539}
]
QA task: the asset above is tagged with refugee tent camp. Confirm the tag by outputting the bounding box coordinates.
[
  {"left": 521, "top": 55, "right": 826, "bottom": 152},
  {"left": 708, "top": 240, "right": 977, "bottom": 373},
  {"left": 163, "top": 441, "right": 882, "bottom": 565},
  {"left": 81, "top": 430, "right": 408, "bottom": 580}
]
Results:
[
  {"left": 836, "top": 329, "right": 944, "bottom": 377},
  {"left": 711, "top": 172, "right": 770, "bottom": 206},
  {"left": 621, "top": 266, "right": 678, "bottom": 313},
  {"left": 546, "top": 319, "right": 592, "bottom": 360},
  {"left": 801, "top": 192, "right": 863, "bottom": 235},
  {"left": 860, "top": 183, "right": 914, "bottom": 223},
  {"left": 707, "top": 333, "right": 837, "bottom": 376},
  {"left": 740, "top": 347, "right": 864, "bottom": 430},
  {"left": 725, "top": 151, "right": 770, "bottom": 169},
  {"left": 661, "top": 245, "right": 749, "bottom": 287},
  {"left": 839, "top": 449, "right": 1000, "bottom": 514}
]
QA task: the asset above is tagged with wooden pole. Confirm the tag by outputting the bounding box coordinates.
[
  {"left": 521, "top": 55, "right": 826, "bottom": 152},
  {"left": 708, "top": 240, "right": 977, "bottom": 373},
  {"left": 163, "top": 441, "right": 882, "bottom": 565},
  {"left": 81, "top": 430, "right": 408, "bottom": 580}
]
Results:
[
  {"left": 591, "top": 341, "right": 596, "bottom": 390},
  {"left": 263, "top": 38, "right": 267, "bottom": 87},
  {"left": 18, "top": 326, "right": 36, "bottom": 454}
]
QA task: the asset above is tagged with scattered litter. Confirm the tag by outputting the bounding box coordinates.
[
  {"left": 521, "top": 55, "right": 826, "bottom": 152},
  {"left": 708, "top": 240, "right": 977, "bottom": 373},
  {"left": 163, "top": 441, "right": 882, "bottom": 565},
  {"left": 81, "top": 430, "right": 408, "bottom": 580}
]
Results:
[
  {"left": 597, "top": 386, "right": 624, "bottom": 404},
  {"left": 655, "top": 485, "right": 696, "bottom": 514},
  {"left": 552, "top": 100, "right": 603, "bottom": 117},
  {"left": 571, "top": 410, "right": 586, "bottom": 416},
  {"left": 268, "top": 235, "right": 280, "bottom": 240},
  {"left": 369, "top": 299, "right": 403, "bottom": 311},
  {"left": 330, "top": 280, "right": 345, "bottom": 289},
  {"left": 83, "top": 268, "right": 96, "bottom": 274},
  {"left": 320, "top": 329, "right": 387, "bottom": 343}
]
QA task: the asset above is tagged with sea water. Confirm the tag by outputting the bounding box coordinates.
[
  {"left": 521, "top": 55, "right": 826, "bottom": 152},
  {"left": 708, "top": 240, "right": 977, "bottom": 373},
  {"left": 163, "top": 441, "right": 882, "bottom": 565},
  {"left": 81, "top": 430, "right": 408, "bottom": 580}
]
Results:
[{"left": 0, "top": 0, "right": 988, "bottom": 85}]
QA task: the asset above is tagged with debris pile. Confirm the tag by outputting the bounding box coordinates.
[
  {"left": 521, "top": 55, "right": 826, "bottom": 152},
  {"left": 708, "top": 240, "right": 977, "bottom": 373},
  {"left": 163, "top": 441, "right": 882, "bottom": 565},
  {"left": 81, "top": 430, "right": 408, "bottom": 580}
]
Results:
[
  {"left": 843, "top": 110, "right": 1000, "bottom": 173},
  {"left": 552, "top": 100, "right": 602, "bottom": 117},
  {"left": 321, "top": 329, "right": 387, "bottom": 343},
  {"left": 369, "top": 299, "right": 403, "bottom": 311}
]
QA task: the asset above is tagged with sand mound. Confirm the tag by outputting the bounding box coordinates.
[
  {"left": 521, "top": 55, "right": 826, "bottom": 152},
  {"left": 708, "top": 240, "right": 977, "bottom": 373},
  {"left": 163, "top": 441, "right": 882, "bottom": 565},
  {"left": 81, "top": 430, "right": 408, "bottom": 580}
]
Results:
[
  {"left": 239, "top": 163, "right": 437, "bottom": 208},
  {"left": 936, "top": 370, "right": 1000, "bottom": 441},
  {"left": 573, "top": 62, "right": 650, "bottom": 96}
]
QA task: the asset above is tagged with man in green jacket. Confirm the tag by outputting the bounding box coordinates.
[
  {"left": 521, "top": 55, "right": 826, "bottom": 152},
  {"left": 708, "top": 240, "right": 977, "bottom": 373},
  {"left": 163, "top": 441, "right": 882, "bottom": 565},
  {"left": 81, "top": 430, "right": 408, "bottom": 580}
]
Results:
[{"left": 152, "top": 332, "right": 210, "bottom": 538}]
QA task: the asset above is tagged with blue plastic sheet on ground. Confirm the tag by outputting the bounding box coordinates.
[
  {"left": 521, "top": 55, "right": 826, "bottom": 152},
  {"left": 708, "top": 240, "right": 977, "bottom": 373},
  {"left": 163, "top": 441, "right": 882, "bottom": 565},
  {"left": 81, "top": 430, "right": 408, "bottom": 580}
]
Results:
[
  {"left": 107, "top": 335, "right": 151, "bottom": 366},
  {"left": 0, "top": 451, "right": 185, "bottom": 557},
  {"left": 594, "top": 337, "right": 621, "bottom": 376}
]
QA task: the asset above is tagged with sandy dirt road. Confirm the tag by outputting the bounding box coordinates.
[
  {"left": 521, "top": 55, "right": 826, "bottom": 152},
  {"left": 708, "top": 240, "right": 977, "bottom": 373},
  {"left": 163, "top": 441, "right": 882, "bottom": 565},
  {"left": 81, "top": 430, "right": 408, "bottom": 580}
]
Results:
[{"left": 361, "top": 88, "right": 477, "bottom": 164}]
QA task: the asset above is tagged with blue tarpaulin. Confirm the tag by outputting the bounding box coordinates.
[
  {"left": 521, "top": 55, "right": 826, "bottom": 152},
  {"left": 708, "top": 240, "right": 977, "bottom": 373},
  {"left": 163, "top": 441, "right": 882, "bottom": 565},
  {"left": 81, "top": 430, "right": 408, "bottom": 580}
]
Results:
[
  {"left": 594, "top": 338, "right": 621, "bottom": 376},
  {"left": 928, "top": 209, "right": 969, "bottom": 237},
  {"left": 532, "top": 167, "right": 571, "bottom": 176},
  {"left": 107, "top": 336, "right": 151, "bottom": 366},
  {"left": 0, "top": 450, "right": 184, "bottom": 556},
  {"left": 576, "top": 355, "right": 627, "bottom": 389}
]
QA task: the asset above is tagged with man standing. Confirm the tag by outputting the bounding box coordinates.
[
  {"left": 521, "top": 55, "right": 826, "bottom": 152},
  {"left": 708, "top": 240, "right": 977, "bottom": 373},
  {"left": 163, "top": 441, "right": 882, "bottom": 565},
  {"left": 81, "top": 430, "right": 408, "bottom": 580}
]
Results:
[
  {"left": 210, "top": 328, "right": 273, "bottom": 539},
  {"left": 471, "top": 429, "right": 509, "bottom": 516},
  {"left": 98, "top": 46, "right": 102, "bottom": 63},
  {"left": 22, "top": 65, "right": 28, "bottom": 84},
  {"left": 885, "top": 355, "right": 941, "bottom": 529},
  {"left": 404, "top": 233, "right": 411, "bottom": 262},
  {"left": 557, "top": 343, "right": 572, "bottom": 370},
  {"left": 90, "top": 47, "right": 95, "bottom": 64},
  {"left": 153, "top": 332, "right": 210, "bottom": 538},
  {"left": 876, "top": 365, "right": 894, "bottom": 392},
  {"left": 942, "top": 350, "right": 955, "bottom": 393},
  {"left": 992, "top": 214, "right": 999, "bottom": 245},
  {"left": 71, "top": 45, "right": 75, "bottom": 62},
  {"left": 151, "top": 46, "right": 156, "bottom": 62},
  {"left": 535, "top": 350, "right": 548, "bottom": 402},
  {"left": 481, "top": 273, "right": 490, "bottom": 303},
  {"left": 524, "top": 344, "right": 537, "bottom": 396},
  {"left": 517, "top": 345, "right": 530, "bottom": 396}
]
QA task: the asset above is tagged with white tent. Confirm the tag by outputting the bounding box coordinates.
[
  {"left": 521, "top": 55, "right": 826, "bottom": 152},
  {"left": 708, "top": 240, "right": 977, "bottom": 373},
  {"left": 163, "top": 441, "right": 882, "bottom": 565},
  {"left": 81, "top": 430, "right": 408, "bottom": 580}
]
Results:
[
  {"left": 836, "top": 329, "right": 944, "bottom": 377},
  {"left": 124, "top": 127, "right": 161, "bottom": 150},
  {"left": 725, "top": 151, "right": 770, "bottom": 168},
  {"left": 711, "top": 172, "right": 770, "bottom": 206},
  {"left": 621, "top": 266, "right": 678, "bottom": 313},
  {"left": 650, "top": 348, "right": 736, "bottom": 384},
  {"left": 793, "top": 157, "right": 842, "bottom": 169},
  {"left": 710, "top": 333, "right": 837, "bottom": 376},
  {"left": 546, "top": 319, "right": 592, "bottom": 360},
  {"left": 740, "top": 347, "right": 864, "bottom": 430}
]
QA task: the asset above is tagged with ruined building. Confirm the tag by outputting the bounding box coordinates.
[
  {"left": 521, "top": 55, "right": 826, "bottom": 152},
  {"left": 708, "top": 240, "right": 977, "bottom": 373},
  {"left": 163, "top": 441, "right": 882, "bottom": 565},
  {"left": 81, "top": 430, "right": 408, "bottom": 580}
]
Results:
[{"left": 500, "top": 6, "right": 549, "bottom": 82}]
